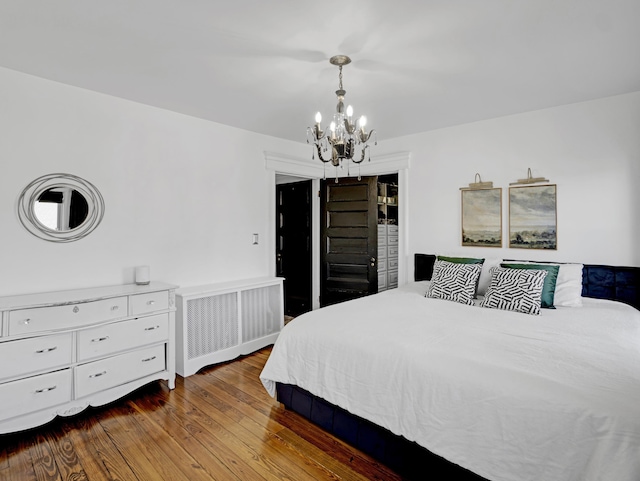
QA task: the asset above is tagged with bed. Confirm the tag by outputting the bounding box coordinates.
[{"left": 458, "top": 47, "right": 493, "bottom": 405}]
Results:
[{"left": 260, "top": 254, "right": 640, "bottom": 481}]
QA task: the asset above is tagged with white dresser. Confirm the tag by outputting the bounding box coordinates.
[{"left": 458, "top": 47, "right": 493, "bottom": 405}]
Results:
[{"left": 0, "top": 282, "right": 177, "bottom": 434}]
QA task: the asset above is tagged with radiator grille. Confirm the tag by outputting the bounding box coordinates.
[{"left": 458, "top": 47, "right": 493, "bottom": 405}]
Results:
[
  {"left": 186, "top": 292, "right": 238, "bottom": 359},
  {"left": 241, "top": 284, "right": 281, "bottom": 342}
]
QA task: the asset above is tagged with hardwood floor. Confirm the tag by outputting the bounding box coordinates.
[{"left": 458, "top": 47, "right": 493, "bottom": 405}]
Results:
[{"left": 0, "top": 347, "right": 403, "bottom": 481}]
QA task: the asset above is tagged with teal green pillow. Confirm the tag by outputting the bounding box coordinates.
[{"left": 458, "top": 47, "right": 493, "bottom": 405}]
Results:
[
  {"left": 437, "top": 255, "right": 484, "bottom": 265},
  {"left": 500, "top": 263, "right": 559, "bottom": 309}
]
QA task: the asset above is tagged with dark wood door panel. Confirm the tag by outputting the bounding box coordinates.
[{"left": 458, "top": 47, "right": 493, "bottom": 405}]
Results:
[
  {"left": 327, "top": 183, "right": 370, "bottom": 202},
  {"left": 327, "top": 237, "right": 369, "bottom": 255},
  {"left": 328, "top": 210, "right": 369, "bottom": 228},
  {"left": 321, "top": 176, "right": 378, "bottom": 307}
]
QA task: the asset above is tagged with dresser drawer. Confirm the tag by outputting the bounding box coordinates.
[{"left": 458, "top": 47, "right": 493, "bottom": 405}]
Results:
[
  {"left": 75, "top": 345, "right": 166, "bottom": 398},
  {"left": 77, "top": 314, "right": 169, "bottom": 362},
  {"left": 387, "top": 234, "right": 398, "bottom": 246},
  {"left": 130, "top": 291, "right": 169, "bottom": 316},
  {"left": 388, "top": 270, "right": 399, "bottom": 287},
  {"left": 378, "top": 245, "right": 387, "bottom": 259},
  {"left": 378, "top": 258, "right": 387, "bottom": 272},
  {"left": 0, "top": 369, "right": 72, "bottom": 421},
  {"left": 378, "top": 272, "right": 387, "bottom": 290},
  {"left": 8, "top": 297, "right": 128, "bottom": 336},
  {"left": 388, "top": 257, "right": 399, "bottom": 270},
  {"left": 0, "top": 334, "right": 73, "bottom": 382},
  {"left": 387, "top": 245, "right": 399, "bottom": 257}
]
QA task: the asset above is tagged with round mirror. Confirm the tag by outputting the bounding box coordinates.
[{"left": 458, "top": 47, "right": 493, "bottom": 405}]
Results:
[{"left": 18, "top": 173, "right": 105, "bottom": 242}]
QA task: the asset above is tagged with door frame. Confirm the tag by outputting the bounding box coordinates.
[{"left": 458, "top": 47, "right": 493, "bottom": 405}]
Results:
[{"left": 265, "top": 150, "right": 411, "bottom": 311}]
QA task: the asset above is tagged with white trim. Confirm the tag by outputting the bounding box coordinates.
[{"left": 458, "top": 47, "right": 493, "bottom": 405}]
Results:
[
  {"left": 264, "top": 151, "right": 324, "bottom": 178},
  {"left": 265, "top": 150, "right": 411, "bottom": 178}
]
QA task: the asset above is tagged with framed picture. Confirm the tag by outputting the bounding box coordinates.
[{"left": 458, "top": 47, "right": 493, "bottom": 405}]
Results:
[
  {"left": 509, "top": 184, "right": 557, "bottom": 249},
  {"left": 461, "top": 188, "right": 502, "bottom": 247}
]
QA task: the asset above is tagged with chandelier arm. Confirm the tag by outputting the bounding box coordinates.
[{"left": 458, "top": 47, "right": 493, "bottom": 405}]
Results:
[
  {"left": 352, "top": 144, "right": 369, "bottom": 164},
  {"left": 344, "top": 119, "right": 356, "bottom": 135},
  {"left": 358, "top": 129, "right": 376, "bottom": 144},
  {"left": 315, "top": 143, "right": 333, "bottom": 163}
]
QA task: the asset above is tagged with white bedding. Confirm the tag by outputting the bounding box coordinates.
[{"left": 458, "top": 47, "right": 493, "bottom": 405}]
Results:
[{"left": 260, "top": 281, "right": 640, "bottom": 481}]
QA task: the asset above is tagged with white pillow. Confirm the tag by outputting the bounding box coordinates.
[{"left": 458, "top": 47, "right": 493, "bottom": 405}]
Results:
[
  {"left": 477, "top": 258, "right": 503, "bottom": 296},
  {"left": 426, "top": 260, "right": 482, "bottom": 306},
  {"left": 554, "top": 263, "right": 584, "bottom": 307},
  {"left": 499, "top": 260, "right": 583, "bottom": 307},
  {"left": 480, "top": 266, "right": 547, "bottom": 315}
]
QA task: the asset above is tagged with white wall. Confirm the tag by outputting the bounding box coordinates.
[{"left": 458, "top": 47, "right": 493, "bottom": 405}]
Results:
[
  {"left": 378, "top": 91, "right": 640, "bottom": 269},
  {"left": 0, "top": 67, "right": 308, "bottom": 296},
  {"left": 2, "top": 66, "right": 638, "bottom": 298}
]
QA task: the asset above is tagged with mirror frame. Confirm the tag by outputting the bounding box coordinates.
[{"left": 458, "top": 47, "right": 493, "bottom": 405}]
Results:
[{"left": 17, "top": 173, "right": 105, "bottom": 242}]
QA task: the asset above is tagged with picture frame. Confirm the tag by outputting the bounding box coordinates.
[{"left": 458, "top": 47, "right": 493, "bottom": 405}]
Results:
[
  {"left": 509, "top": 184, "right": 557, "bottom": 250},
  {"left": 461, "top": 188, "right": 502, "bottom": 247}
]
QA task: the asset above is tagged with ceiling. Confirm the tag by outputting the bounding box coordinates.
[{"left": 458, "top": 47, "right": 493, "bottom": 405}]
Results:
[{"left": 1, "top": 0, "right": 639, "bottom": 143}]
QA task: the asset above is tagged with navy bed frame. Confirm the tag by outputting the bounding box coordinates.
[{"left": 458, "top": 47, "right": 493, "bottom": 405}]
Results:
[{"left": 276, "top": 254, "right": 640, "bottom": 480}]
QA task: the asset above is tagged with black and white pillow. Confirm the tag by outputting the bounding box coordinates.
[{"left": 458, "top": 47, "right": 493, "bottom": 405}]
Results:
[
  {"left": 425, "top": 260, "right": 482, "bottom": 306},
  {"left": 479, "top": 266, "right": 548, "bottom": 315}
]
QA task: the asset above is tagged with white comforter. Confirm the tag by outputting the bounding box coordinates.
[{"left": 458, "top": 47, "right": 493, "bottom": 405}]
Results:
[{"left": 260, "top": 282, "right": 640, "bottom": 481}]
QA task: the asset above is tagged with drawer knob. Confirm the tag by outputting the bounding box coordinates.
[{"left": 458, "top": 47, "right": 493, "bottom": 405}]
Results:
[
  {"left": 35, "top": 346, "right": 58, "bottom": 354},
  {"left": 147, "top": 300, "right": 156, "bottom": 306},
  {"left": 22, "top": 318, "right": 31, "bottom": 325},
  {"left": 91, "top": 336, "right": 110, "bottom": 343},
  {"left": 89, "top": 371, "right": 107, "bottom": 378},
  {"left": 73, "top": 306, "right": 80, "bottom": 313},
  {"left": 141, "top": 355, "right": 157, "bottom": 362},
  {"left": 144, "top": 325, "right": 160, "bottom": 331},
  {"left": 111, "top": 305, "right": 120, "bottom": 311},
  {"left": 35, "top": 385, "right": 57, "bottom": 394}
]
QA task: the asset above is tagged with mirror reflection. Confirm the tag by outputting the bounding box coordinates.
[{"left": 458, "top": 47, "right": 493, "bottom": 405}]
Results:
[
  {"left": 34, "top": 187, "right": 89, "bottom": 231},
  {"left": 17, "top": 173, "right": 105, "bottom": 242}
]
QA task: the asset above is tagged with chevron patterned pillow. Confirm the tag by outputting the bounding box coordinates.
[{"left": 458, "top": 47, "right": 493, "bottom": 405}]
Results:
[
  {"left": 425, "top": 260, "right": 482, "bottom": 305},
  {"left": 480, "top": 266, "right": 548, "bottom": 315}
]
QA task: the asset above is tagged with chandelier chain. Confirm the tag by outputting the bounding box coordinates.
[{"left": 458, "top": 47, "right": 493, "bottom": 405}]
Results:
[{"left": 338, "top": 66, "right": 343, "bottom": 91}]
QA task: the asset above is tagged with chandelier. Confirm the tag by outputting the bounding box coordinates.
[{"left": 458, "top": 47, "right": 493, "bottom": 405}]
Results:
[{"left": 307, "top": 55, "right": 377, "bottom": 179}]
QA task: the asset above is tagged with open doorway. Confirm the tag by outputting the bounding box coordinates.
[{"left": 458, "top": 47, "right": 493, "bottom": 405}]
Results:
[
  {"left": 275, "top": 176, "right": 313, "bottom": 317},
  {"left": 266, "top": 150, "right": 411, "bottom": 314}
]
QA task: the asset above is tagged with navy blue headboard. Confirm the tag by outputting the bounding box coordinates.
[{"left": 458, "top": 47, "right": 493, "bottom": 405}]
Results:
[
  {"left": 582, "top": 264, "right": 640, "bottom": 310},
  {"left": 414, "top": 254, "right": 640, "bottom": 310}
]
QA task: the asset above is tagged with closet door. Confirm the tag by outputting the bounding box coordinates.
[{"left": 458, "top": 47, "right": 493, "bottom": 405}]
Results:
[
  {"left": 276, "top": 180, "right": 312, "bottom": 317},
  {"left": 320, "top": 176, "right": 378, "bottom": 307}
]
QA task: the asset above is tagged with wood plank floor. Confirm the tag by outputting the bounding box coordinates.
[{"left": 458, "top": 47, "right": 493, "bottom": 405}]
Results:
[{"left": 0, "top": 347, "right": 403, "bottom": 481}]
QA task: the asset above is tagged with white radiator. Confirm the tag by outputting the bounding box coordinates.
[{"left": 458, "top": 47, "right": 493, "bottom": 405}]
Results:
[{"left": 175, "top": 277, "right": 284, "bottom": 377}]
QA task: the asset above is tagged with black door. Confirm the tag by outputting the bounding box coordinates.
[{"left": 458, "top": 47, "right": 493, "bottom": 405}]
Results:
[
  {"left": 276, "top": 180, "right": 312, "bottom": 317},
  {"left": 320, "top": 176, "right": 378, "bottom": 307}
]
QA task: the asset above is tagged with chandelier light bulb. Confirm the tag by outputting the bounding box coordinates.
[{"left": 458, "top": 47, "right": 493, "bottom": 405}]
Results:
[
  {"left": 346, "top": 105, "right": 353, "bottom": 118},
  {"left": 359, "top": 116, "right": 367, "bottom": 128},
  {"left": 315, "top": 112, "right": 322, "bottom": 124},
  {"left": 330, "top": 121, "right": 336, "bottom": 132}
]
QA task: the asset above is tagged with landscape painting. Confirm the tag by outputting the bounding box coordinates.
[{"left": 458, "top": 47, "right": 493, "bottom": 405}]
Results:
[
  {"left": 461, "top": 188, "right": 502, "bottom": 247},
  {"left": 509, "top": 184, "right": 557, "bottom": 249}
]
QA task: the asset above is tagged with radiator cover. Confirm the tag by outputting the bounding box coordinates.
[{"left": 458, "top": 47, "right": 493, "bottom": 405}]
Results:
[{"left": 175, "top": 277, "right": 284, "bottom": 377}]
